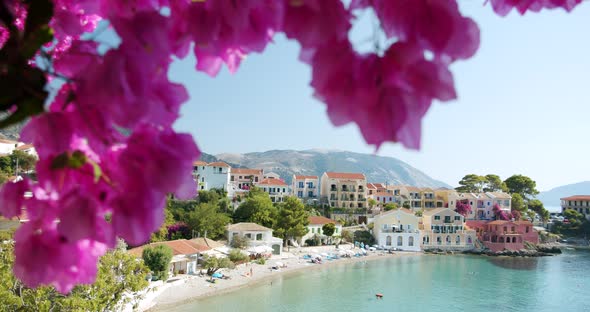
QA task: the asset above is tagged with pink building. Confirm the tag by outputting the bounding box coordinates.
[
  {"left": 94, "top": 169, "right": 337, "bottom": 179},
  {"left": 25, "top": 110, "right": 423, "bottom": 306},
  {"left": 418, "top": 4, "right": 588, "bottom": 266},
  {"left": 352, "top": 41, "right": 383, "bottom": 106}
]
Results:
[{"left": 477, "top": 220, "right": 539, "bottom": 252}]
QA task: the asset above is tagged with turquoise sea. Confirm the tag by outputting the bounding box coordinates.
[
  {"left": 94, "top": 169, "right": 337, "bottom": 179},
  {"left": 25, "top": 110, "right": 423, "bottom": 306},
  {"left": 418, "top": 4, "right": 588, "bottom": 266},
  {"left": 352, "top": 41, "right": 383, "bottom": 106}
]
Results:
[{"left": 166, "top": 249, "right": 590, "bottom": 312}]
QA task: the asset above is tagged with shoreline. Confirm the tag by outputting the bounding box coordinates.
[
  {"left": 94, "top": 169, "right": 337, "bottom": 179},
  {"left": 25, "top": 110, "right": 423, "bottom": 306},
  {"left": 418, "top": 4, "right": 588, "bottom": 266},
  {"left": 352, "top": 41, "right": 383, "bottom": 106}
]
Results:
[{"left": 147, "top": 247, "right": 422, "bottom": 311}]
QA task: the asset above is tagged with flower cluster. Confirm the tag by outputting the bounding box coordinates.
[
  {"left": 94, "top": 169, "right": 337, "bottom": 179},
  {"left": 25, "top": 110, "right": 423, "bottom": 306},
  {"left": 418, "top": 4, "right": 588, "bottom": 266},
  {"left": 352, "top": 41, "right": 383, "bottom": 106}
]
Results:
[
  {"left": 488, "top": 0, "right": 582, "bottom": 16},
  {"left": 455, "top": 199, "right": 473, "bottom": 217},
  {"left": 0, "top": 0, "right": 582, "bottom": 293},
  {"left": 493, "top": 203, "right": 511, "bottom": 221}
]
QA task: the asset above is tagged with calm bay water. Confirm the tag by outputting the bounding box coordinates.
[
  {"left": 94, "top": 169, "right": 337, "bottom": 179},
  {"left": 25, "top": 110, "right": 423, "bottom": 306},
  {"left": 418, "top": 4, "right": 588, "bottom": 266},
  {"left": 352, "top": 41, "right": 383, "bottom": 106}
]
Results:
[{"left": 167, "top": 250, "right": 590, "bottom": 312}]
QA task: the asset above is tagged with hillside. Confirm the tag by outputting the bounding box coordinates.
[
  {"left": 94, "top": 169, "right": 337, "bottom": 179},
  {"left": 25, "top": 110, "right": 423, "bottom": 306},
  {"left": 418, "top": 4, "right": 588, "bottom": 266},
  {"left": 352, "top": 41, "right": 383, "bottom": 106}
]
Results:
[
  {"left": 537, "top": 181, "right": 590, "bottom": 208},
  {"left": 214, "top": 149, "right": 451, "bottom": 188}
]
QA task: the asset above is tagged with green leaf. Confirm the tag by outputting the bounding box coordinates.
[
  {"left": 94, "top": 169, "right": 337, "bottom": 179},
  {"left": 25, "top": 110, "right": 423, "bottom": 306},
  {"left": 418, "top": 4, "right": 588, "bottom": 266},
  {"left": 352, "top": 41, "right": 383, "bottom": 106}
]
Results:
[
  {"left": 0, "top": 96, "right": 45, "bottom": 128},
  {"left": 24, "top": 0, "right": 54, "bottom": 38},
  {"left": 50, "top": 152, "right": 70, "bottom": 170},
  {"left": 89, "top": 160, "right": 102, "bottom": 183},
  {"left": 21, "top": 25, "right": 54, "bottom": 60},
  {"left": 68, "top": 150, "right": 87, "bottom": 169}
]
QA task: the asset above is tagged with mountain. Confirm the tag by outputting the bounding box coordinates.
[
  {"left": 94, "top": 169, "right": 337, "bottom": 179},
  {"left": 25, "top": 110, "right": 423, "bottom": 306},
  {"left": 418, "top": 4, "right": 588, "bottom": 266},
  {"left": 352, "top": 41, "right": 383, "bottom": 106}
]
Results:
[
  {"left": 198, "top": 152, "right": 242, "bottom": 169},
  {"left": 537, "top": 181, "right": 590, "bottom": 208},
  {"left": 214, "top": 149, "right": 451, "bottom": 188}
]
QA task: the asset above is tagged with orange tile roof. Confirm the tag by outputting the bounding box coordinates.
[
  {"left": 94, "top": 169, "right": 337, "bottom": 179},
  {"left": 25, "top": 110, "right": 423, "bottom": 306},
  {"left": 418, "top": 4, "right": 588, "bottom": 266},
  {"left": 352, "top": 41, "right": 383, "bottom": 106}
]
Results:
[
  {"left": 193, "top": 161, "right": 208, "bottom": 166},
  {"left": 16, "top": 144, "right": 34, "bottom": 150},
  {"left": 207, "top": 161, "right": 230, "bottom": 167},
  {"left": 127, "top": 239, "right": 203, "bottom": 258},
  {"left": 325, "top": 172, "right": 365, "bottom": 180},
  {"left": 308, "top": 216, "right": 341, "bottom": 225},
  {"left": 373, "top": 191, "right": 393, "bottom": 196},
  {"left": 0, "top": 139, "right": 18, "bottom": 144},
  {"left": 561, "top": 195, "right": 590, "bottom": 201},
  {"left": 294, "top": 175, "right": 318, "bottom": 180},
  {"left": 232, "top": 168, "right": 263, "bottom": 175},
  {"left": 258, "top": 178, "right": 287, "bottom": 186}
]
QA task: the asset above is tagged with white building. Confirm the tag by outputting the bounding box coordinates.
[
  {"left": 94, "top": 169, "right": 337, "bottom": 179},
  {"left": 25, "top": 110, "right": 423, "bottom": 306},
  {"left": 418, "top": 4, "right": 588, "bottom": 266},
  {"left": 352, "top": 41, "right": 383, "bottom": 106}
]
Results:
[
  {"left": 263, "top": 172, "right": 281, "bottom": 180},
  {"left": 258, "top": 178, "right": 289, "bottom": 203},
  {"left": 292, "top": 175, "right": 319, "bottom": 202},
  {"left": 193, "top": 161, "right": 231, "bottom": 193},
  {"left": 230, "top": 168, "right": 264, "bottom": 191},
  {"left": 373, "top": 208, "right": 421, "bottom": 251},
  {"left": 226, "top": 223, "right": 283, "bottom": 255},
  {"left": 302, "top": 216, "right": 342, "bottom": 244}
]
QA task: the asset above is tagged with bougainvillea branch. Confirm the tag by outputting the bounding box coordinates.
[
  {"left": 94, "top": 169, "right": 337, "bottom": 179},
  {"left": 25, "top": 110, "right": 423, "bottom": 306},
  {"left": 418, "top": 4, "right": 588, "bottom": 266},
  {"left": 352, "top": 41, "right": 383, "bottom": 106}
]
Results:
[{"left": 0, "top": 0, "right": 583, "bottom": 293}]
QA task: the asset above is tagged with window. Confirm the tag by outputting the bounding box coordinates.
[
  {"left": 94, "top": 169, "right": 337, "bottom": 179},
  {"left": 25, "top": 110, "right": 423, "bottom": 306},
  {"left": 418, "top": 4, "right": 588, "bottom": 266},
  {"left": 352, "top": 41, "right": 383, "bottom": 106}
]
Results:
[
  {"left": 283, "top": 188, "right": 286, "bottom": 192},
  {"left": 386, "top": 236, "right": 392, "bottom": 246},
  {"left": 511, "top": 226, "right": 515, "bottom": 232},
  {"left": 397, "top": 236, "right": 403, "bottom": 246},
  {"left": 298, "top": 191, "right": 303, "bottom": 197},
  {"left": 331, "top": 203, "right": 335, "bottom": 207},
  {"left": 525, "top": 226, "right": 529, "bottom": 233},
  {"left": 408, "top": 236, "right": 414, "bottom": 246},
  {"left": 454, "top": 216, "right": 461, "bottom": 221},
  {"left": 255, "top": 177, "right": 259, "bottom": 182},
  {"left": 219, "top": 168, "right": 222, "bottom": 173},
  {"left": 434, "top": 216, "right": 441, "bottom": 220},
  {"left": 231, "top": 176, "right": 234, "bottom": 181},
  {"left": 245, "top": 233, "right": 252, "bottom": 239},
  {"left": 312, "top": 228, "right": 315, "bottom": 233},
  {"left": 456, "top": 236, "right": 461, "bottom": 245},
  {"left": 308, "top": 191, "right": 313, "bottom": 197},
  {"left": 444, "top": 216, "right": 451, "bottom": 223},
  {"left": 383, "top": 224, "right": 388, "bottom": 230},
  {"left": 298, "top": 182, "right": 304, "bottom": 188},
  {"left": 256, "top": 233, "right": 263, "bottom": 240}
]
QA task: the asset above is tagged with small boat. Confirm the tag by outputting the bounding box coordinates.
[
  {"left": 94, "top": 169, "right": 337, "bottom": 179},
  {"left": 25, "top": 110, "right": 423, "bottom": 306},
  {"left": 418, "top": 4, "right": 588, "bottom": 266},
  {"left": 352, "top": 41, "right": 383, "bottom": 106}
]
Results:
[{"left": 375, "top": 293, "right": 383, "bottom": 299}]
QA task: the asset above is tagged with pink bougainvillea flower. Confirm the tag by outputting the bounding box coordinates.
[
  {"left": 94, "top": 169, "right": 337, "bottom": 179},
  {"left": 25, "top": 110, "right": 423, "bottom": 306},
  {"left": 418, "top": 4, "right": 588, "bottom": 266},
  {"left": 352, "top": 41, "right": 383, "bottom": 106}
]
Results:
[
  {"left": 20, "top": 112, "right": 75, "bottom": 158},
  {"left": 0, "top": 25, "right": 8, "bottom": 49},
  {"left": 488, "top": 0, "right": 582, "bottom": 16},
  {"left": 57, "top": 189, "right": 114, "bottom": 244},
  {"left": 371, "top": 0, "right": 480, "bottom": 60},
  {"left": 13, "top": 221, "right": 107, "bottom": 293},
  {"left": 0, "top": 179, "right": 31, "bottom": 219},
  {"left": 283, "top": 0, "right": 351, "bottom": 49}
]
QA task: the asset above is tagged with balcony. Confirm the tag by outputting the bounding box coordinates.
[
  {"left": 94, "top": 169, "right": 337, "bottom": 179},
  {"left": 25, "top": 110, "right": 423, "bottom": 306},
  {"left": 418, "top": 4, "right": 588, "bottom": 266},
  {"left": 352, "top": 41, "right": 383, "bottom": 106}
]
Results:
[{"left": 381, "top": 229, "right": 418, "bottom": 234}]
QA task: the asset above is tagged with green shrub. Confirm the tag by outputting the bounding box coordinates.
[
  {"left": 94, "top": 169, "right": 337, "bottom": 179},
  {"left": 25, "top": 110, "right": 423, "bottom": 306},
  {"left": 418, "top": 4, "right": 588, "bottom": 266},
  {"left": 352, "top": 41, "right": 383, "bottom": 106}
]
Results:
[
  {"left": 142, "top": 245, "right": 173, "bottom": 281},
  {"left": 255, "top": 258, "right": 266, "bottom": 265},
  {"left": 228, "top": 249, "right": 249, "bottom": 263}
]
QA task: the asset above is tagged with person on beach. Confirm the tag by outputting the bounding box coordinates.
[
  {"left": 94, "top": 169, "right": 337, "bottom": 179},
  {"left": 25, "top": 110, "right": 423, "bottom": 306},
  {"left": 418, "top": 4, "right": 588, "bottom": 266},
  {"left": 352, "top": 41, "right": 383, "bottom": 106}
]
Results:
[{"left": 250, "top": 268, "right": 253, "bottom": 277}]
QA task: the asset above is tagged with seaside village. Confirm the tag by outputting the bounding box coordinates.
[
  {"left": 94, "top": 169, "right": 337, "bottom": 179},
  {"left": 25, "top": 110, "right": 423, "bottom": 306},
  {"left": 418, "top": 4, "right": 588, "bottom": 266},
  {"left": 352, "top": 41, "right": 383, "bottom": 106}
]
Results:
[{"left": 1, "top": 140, "right": 587, "bottom": 309}]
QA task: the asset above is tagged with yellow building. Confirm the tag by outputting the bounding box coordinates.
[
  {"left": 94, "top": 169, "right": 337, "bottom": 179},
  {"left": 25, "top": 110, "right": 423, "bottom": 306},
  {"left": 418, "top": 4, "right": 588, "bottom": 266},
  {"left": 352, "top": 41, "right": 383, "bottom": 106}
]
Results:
[
  {"left": 421, "top": 208, "right": 476, "bottom": 250},
  {"left": 320, "top": 172, "right": 367, "bottom": 209}
]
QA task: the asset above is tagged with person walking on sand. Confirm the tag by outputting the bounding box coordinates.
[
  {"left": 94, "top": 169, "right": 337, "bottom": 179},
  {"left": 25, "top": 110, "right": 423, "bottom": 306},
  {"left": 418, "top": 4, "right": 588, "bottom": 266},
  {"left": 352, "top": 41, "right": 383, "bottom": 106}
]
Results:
[{"left": 250, "top": 268, "right": 253, "bottom": 277}]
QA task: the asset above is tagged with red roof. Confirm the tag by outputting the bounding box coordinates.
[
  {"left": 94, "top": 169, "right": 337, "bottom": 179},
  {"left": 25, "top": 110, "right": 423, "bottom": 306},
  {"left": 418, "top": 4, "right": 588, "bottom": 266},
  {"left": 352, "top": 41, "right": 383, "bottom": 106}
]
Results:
[
  {"left": 16, "top": 144, "right": 34, "bottom": 150},
  {"left": 294, "top": 175, "right": 318, "bottom": 180},
  {"left": 232, "top": 168, "right": 263, "bottom": 175},
  {"left": 258, "top": 178, "right": 287, "bottom": 186},
  {"left": 308, "top": 216, "right": 341, "bottom": 225},
  {"left": 207, "top": 161, "right": 230, "bottom": 167},
  {"left": 373, "top": 191, "right": 392, "bottom": 196},
  {"left": 325, "top": 172, "right": 365, "bottom": 180},
  {"left": 193, "top": 161, "right": 207, "bottom": 166},
  {"left": 561, "top": 195, "right": 590, "bottom": 201},
  {"left": 128, "top": 239, "right": 207, "bottom": 258}
]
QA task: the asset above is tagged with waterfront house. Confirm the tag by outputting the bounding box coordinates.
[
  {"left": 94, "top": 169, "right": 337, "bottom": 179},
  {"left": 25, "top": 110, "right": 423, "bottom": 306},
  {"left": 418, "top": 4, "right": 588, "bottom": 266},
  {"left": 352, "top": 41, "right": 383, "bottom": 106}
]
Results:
[
  {"left": 373, "top": 208, "right": 421, "bottom": 251},
  {"left": 320, "top": 172, "right": 367, "bottom": 209},
  {"left": 477, "top": 220, "right": 538, "bottom": 252},
  {"left": 128, "top": 239, "right": 209, "bottom": 275},
  {"left": 487, "top": 192, "right": 512, "bottom": 214},
  {"left": 193, "top": 161, "right": 231, "bottom": 193},
  {"left": 561, "top": 195, "right": 590, "bottom": 220},
  {"left": 226, "top": 223, "right": 283, "bottom": 255},
  {"left": 302, "top": 216, "right": 342, "bottom": 245},
  {"left": 258, "top": 178, "right": 289, "bottom": 203},
  {"left": 263, "top": 172, "right": 281, "bottom": 180},
  {"left": 367, "top": 183, "right": 388, "bottom": 195},
  {"left": 420, "top": 208, "right": 476, "bottom": 250},
  {"left": 230, "top": 168, "right": 264, "bottom": 191},
  {"left": 292, "top": 175, "right": 319, "bottom": 203}
]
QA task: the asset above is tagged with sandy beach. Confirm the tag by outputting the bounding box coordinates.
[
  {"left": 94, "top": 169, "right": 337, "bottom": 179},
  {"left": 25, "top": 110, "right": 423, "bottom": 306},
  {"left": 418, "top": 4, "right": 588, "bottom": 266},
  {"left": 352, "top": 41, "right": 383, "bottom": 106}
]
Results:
[{"left": 145, "top": 244, "right": 421, "bottom": 311}]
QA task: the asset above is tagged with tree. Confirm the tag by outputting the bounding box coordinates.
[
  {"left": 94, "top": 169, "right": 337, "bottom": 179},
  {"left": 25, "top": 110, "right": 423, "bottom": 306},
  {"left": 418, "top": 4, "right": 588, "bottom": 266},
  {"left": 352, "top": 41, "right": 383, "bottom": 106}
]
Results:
[
  {"left": 0, "top": 238, "right": 148, "bottom": 311},
  {"left": 455, "top": 174, "right": 486, "bottom": 193},
  {"left": 510, "top": 193, "right": 526, "bottom": 213},
  {"left": 528, "top": 199, "right": 550, "bottom": 222},
  {"left": 563, "top": 209, "right": 585, "bottom": 227},
  {"left": 322, "top": 222, "right": 336, "bottom": 244},
  {"left": 402, "top": 201, "right": 411, "bottom": 209},
  {"left": 455, "top": 200, "right": 472, "bottom": 217},
  {"left": 151, "top": 207, "right": 176, "bottom": 242},
  {"left": 10, "top": 150, "right": 37, "bottom": 173},
  {"left": 384, "top": 203, "right": 399, "bottom": 211},
  {"left": 142, "top": 245, "right": 173, "bottom": 281},
  {"left": 340, "top": 230, "right": 353, "bottom": 243},
  {"left": 202, "top": 256, "right": 234, "bottom": 276},
  {"left": 483, "top": 174, "right": 508, "bottom": 192},
  {"left": 274, "top": 196, "right": 309, "bottom": 246},
  {"left": 368, "top": 198, "right": 377, "bottom": 209},
  {"left": 504, "top": 174, "right": 539, "bottom": 200},
  {"left": 187, "top": 202, "right": 231, "bottom": 240},
  {"left": 233, "top": 192, "right": 277, "bottom": 228},
  {"left": 353, "top": 230, "right": 376, "bottom": 246},
  {"left": 230, "top": 235, "right": 250, "bottom": 249}
]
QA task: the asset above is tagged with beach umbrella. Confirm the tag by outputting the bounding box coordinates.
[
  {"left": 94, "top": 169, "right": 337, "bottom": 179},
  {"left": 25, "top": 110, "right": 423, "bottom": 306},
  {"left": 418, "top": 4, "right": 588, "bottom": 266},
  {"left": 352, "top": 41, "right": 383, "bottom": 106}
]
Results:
[{"left": 212, "top": 272, "right": 223, "bottom": 278}]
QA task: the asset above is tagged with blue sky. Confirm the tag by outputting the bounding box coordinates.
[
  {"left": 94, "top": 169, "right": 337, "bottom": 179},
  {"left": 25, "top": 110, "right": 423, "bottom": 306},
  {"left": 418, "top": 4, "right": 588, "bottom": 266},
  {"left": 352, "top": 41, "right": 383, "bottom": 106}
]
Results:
[{"left": 170, "top": 3, "right": 590, "bottom": 192}]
